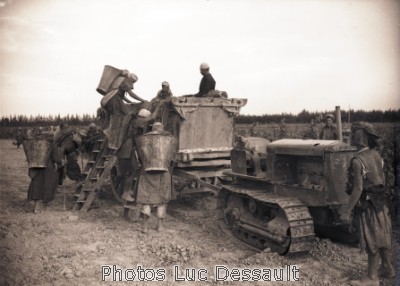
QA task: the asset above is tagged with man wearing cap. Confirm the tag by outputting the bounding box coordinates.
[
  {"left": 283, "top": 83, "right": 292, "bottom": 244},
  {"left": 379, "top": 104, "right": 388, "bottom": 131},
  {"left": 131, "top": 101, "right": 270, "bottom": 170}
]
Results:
[
  {"left": 195, "top": 62, "right": 216, "bottom": 97},
  {"left": 339, "top": 122, "right": 394, "bottom": 286},
  {"left": 319, "top": 113, "right": 338, "bottom": 140}
]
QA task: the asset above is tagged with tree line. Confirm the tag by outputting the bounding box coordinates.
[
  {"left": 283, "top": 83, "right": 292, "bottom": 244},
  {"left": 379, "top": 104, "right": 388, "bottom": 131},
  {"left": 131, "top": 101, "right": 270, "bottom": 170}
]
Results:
[
  {"left": 235, "top": 109, "right": 400, "bottom": 124},
  {"left": 1, "top": 108, "right": 399, "bottom": 128},
  {"left": 0, "top": 113, "right": 96, "bottom": 127}
]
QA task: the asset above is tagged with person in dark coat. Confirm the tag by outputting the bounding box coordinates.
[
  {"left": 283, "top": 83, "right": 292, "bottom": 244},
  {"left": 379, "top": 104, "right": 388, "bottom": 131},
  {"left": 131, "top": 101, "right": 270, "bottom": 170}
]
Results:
[
  {"left": 81, "top": 123, "right": 102, "bottom": 155},
  {"left": 319, "top": 113, "right": 338, "bottom": 140},
  {"left": 27, "top": 128, "right": 87, "bottom": 213},
  {"left": 12, "top": 127, "right": 24, "bottom": 148},
  {"left": 194, "top": 62, "right": 216, "bottom": 97},
  {"left": 339, "top": 122, "right": 394, "bottom": 286},
  {"left": 27, "top": 141, "right": 62, "bottom": 213},
  {"left": 55, "top": 128, "right": 86, "bottom": 183}
]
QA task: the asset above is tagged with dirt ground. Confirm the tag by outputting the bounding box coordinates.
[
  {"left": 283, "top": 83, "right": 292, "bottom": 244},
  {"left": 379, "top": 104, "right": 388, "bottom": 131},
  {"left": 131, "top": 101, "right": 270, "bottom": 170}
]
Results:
[{"left": 0, "top": 139, "right": 398, "bottom": 286}]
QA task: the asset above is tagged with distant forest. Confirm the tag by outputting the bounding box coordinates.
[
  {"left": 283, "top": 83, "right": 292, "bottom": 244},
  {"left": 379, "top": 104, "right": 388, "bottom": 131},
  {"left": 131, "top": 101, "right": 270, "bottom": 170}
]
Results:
[
  {"left": 236, "top": 109, "right": 400, "bottom": 124},
  {"left": 1, "top": 108, "right": 399, "bottom": 127}
]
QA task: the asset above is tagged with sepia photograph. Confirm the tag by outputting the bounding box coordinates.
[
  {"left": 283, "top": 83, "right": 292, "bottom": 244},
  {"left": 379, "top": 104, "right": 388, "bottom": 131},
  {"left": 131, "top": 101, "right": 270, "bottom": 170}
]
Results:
[{"left": 0, "top": 0, "right": 399, "bottom": 285}]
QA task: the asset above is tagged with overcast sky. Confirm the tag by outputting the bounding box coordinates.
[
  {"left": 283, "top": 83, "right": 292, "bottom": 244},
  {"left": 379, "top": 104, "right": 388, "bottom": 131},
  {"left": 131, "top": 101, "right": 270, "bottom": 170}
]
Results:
[{"left": 0, "top": 0, "right": 399, "bottom": 117}]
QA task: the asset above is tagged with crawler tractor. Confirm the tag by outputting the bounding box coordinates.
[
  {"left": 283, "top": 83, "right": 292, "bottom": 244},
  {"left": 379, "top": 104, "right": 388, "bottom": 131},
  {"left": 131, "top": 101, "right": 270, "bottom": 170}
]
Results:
[{"left": 220, "top": 137, "right": 358, "bottom": 255}]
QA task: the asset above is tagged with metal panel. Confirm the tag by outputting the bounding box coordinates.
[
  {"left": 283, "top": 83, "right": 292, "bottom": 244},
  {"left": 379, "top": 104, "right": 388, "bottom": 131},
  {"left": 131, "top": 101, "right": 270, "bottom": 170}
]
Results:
[
  {"left": 170, "top": 97, "right": 247, "bottom": 151},
  {"left": 267, "top": 139, "right": 355, "bottom": 156},
  {"left": 324, "top": 151, "right": 355, "bottom": 204},
  {"left": 274, "top": 184, "right": 327, "bottom": 206}
]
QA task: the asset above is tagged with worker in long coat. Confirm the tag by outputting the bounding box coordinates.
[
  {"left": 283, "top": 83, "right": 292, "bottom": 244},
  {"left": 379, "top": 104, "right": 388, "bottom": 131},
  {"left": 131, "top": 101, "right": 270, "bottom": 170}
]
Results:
[
  {"left": 339, "top": 122, "right": 394, "bottom": 286},
  {"left": 28, "top": 129, "right": 86, "bottom": 213},
  {"left": 118, "top": 105, "right": 162, "bottom": 203},
  {"left": 27, "top": 141, "right": 62, "bottom": 213},
  {"left": 135, "top": 122, "right": 175, "bottom": 233}
]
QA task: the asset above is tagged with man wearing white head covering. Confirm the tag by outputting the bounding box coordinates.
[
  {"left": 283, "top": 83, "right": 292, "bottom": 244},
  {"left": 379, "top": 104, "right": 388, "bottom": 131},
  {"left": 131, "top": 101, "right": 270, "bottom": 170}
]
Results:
[
  {"left": 118, "top": 105, "right": 163, "bottom": 203},
  {"left": 101, "top": 68, "right": 147, "bottom": 149},
  {"left": 195, "top": 62, "right": 216, "bottom": 97}
]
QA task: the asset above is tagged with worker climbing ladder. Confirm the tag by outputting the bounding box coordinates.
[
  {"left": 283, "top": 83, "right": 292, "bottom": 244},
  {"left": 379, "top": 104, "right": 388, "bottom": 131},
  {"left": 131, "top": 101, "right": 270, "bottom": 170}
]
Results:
[{"left": 72, "top": 138, "right": 117, "bottom": 211}]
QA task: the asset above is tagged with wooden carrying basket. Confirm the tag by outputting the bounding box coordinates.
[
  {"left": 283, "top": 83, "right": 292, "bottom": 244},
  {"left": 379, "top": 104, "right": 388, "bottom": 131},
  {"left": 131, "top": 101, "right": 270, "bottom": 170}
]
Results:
[
  {"left": 22, "top": 139, "right": 52, "bottom": 168},
  {"left": 136, "top": 134, "right": 177, "bottom": 172},
  {"left": 96, "top": 65, "right": 122, "bottom": 95}
]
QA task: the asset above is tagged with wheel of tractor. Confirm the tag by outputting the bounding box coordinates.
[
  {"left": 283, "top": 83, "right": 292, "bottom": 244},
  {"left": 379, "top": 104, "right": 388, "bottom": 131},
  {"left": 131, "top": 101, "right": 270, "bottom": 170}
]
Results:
[{"left": 220, "top": 185, "right": 315, "bottom": 255}]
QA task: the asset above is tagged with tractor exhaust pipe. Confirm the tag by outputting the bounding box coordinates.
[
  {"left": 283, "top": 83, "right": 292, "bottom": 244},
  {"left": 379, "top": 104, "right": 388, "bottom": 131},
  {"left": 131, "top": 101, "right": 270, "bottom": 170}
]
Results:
[{"left": 335, "top": 106, "right": 343, "bottom": 141}]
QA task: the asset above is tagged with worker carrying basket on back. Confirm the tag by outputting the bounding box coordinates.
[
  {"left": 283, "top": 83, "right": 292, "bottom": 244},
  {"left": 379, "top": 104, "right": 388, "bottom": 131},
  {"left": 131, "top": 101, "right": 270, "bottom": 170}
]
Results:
[
  {"left": 134, "top": 122, "right": 177, "bottom": 233},
  {"left": 97, "top": 65, "right": 147, "bottom": 149}
]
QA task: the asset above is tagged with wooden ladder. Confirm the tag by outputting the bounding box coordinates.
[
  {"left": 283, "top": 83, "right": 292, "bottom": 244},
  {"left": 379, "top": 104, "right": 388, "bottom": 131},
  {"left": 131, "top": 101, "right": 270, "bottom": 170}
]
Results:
[
  {"left": 122, "top": 180, "right": 141, "bottom": 220},
  {"left": 72, "top": 138, "right": 117, "bottom": 211}
]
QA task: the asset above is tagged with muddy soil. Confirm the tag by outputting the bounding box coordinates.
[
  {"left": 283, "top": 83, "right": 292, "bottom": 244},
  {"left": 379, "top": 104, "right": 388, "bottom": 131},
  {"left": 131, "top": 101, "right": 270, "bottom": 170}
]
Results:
[{"left": 0, "top": 139, "right": 397, "bottom": 286}]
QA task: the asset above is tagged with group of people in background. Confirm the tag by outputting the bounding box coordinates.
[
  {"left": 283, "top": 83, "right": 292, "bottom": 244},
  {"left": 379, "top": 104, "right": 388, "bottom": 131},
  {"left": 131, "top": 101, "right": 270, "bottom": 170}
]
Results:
[{"left": 250, "top": 113, "right": 339, "bottom": 140}]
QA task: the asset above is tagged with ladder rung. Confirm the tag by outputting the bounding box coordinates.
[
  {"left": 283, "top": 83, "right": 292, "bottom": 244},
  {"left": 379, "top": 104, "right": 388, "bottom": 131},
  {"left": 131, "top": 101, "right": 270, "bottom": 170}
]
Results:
[
  {"left": 96, "top": 139, "right": 104, "bottom": 142},
  {"left": 92, "top": 150, "right": 100, "bottom": 153},
  {"left": 96, "top": 166, "right": 105, "bottom": 169},
  {"left": 76, "top": 200, "right": 86, "bottom": 203}
]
